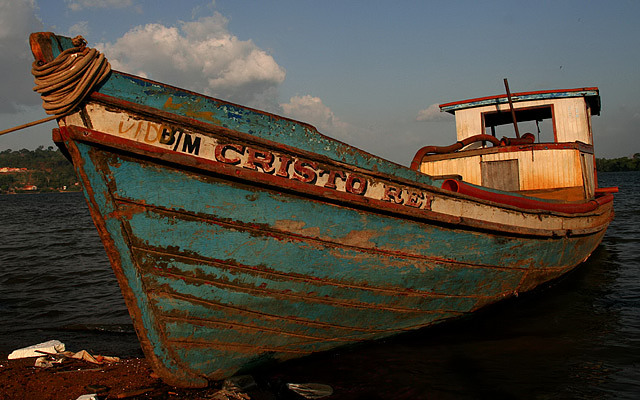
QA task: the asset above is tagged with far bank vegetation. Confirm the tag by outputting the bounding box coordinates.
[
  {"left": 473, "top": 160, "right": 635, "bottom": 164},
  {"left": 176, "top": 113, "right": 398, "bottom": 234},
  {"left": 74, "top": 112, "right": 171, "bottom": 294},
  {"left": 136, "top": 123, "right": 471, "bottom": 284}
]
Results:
[
  {"left": 595, "top": 153, "right": 640, "bottom": 172},
  {"left": 0, "top": 147, "right": 79, "bottom": 194},
  {"left": 1, "top": 147, "right": 638, "bottom": 194}
]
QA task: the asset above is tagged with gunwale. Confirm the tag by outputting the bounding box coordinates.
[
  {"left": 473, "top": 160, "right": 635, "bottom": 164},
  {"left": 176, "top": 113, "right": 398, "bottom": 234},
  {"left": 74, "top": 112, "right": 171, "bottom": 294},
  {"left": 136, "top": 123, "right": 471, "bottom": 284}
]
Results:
[{"left": 56, "top": 120, "right": 613, "bottom": 240}]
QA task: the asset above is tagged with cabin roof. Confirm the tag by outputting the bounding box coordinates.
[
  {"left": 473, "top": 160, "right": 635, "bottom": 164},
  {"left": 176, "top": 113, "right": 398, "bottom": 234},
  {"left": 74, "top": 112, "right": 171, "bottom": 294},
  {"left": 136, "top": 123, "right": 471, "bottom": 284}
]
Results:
[{"left": 440, "top": 87, "right": 600, "bottom": 115}]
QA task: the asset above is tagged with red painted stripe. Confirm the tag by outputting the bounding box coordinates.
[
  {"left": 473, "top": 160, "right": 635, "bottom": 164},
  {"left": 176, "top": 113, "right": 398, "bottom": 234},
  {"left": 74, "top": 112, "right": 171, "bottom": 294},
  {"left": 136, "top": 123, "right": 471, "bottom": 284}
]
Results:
[
  {"left": 439, "top": 87, "right": 599, "bottom": 109},
  {"left": 441, "top": 179, "right": 613, "bottom": 214},
  {"left": 56, "top": 125, "right": 458, "bottom": 225},
  {"left": 56, "top": 125, "right": 612, "bottom": 237}
]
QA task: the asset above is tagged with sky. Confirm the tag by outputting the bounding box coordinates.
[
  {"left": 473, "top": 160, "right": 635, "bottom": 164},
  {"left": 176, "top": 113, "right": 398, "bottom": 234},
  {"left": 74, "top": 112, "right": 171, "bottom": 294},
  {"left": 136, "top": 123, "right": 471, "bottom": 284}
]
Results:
[{"left": 1, "top": 0, "right": 639, "bottom": 165}]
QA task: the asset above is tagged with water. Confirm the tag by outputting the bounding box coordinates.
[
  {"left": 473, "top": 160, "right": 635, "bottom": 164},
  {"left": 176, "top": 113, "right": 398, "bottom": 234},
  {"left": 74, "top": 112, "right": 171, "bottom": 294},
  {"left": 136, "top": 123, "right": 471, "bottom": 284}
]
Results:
[
  {"left": 0, "top": 192, "right": 140, "bottom": 357},
  {"left": 1, "top": 172, "right": 638, "bottom": 398}
]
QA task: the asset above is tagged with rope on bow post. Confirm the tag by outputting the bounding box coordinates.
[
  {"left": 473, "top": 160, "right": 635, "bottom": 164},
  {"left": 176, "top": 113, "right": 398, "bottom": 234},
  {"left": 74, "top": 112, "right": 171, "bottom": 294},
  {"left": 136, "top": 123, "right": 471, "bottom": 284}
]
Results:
[{"left": 0, "top": 36, "right": 111, "bottom": 137}]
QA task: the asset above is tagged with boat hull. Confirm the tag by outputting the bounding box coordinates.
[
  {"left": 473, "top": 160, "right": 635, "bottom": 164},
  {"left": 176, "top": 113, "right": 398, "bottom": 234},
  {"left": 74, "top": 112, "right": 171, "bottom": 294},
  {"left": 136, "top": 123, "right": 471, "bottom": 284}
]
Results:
[
  {"left": 25, "top": 30, "right": 613, "bottom": 388},
  {"left": 54, "top": 109, "right": 610, "bottom": 387}
]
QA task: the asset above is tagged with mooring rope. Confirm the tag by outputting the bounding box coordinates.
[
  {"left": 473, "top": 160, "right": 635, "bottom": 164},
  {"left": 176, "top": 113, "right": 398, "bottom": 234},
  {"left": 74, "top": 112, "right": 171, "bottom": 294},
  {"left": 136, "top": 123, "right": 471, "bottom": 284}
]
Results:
[{"left": 0, "top": 36, "right": 111, "bottom": 137}]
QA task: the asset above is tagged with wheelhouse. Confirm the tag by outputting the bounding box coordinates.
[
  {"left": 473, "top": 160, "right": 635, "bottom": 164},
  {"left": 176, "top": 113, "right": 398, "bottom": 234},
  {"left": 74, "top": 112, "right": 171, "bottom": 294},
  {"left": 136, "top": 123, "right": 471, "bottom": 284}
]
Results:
[{"left": 417, "top": 88, "right": 601, "bottom": 201}]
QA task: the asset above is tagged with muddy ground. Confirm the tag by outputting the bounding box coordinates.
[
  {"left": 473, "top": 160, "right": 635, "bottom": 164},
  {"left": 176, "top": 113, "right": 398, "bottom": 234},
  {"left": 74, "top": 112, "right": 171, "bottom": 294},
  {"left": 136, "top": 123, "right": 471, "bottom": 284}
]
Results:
[{"left": 0, "top": 357, "right": 284, "bottom": 400}]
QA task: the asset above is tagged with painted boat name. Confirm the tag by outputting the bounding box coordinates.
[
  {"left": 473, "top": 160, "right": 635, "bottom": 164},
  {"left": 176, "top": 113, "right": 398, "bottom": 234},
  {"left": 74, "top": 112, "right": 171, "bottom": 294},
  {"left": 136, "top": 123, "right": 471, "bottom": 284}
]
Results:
[{"left": 116, "top": 118, "right": 433, "bottom": 210}]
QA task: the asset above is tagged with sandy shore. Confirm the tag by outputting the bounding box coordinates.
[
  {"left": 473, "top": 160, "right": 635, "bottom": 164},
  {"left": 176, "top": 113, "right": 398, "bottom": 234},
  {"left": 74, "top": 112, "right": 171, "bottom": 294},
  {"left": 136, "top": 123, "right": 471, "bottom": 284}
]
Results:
[{"left": 0, "top": 357, "right": 279, "bottom": 400}]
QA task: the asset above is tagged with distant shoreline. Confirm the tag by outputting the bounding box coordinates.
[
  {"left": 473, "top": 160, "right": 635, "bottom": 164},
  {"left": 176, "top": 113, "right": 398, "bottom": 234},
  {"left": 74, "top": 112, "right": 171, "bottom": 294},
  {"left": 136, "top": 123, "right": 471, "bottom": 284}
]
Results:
[
  {"left": 596, "top": 155, "right": 640, "bottom": 172},
  {"left": 0, "top": 189, "right": 82, "bottom": 195}
]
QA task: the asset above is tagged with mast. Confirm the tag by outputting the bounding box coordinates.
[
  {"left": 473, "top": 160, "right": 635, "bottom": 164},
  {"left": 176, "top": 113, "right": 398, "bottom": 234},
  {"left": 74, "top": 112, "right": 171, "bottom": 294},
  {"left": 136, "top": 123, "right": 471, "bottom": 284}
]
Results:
[{"left": 503, "top": 78, "right": 521, "bottom": 139}]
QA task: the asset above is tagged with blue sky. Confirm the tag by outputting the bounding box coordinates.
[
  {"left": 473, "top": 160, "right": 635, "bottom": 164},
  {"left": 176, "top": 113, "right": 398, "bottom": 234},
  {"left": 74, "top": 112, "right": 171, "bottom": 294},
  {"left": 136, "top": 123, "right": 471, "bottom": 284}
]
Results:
[{"left": 1, "top": 0, "right": 639, "bottom": 164}]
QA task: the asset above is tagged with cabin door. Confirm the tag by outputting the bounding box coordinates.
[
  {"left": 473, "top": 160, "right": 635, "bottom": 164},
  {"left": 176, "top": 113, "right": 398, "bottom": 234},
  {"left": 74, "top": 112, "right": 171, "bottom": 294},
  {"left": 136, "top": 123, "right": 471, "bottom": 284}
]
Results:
[
  {"left": 481, "top": 159, "right": 520, "bottom": 192},
  {"left": 580, "top": 153, "right": 595, "bottom": 198}
]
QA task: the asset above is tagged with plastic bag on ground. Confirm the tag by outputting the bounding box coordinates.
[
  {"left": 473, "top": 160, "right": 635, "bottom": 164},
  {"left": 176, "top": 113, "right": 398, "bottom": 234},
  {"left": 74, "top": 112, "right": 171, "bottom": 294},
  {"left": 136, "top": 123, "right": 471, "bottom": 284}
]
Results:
[
  {"left": 8, "top": 340, "right": 65, "bottom": 359},
  {"left": 286, "top": 383, "right": 334, "bottom": 399},
  {"left": 75, "top": 395, "right": 99, "bottom": 400},
  {"left": 71, "top": 349, "right": 120, "bottom": 364}
]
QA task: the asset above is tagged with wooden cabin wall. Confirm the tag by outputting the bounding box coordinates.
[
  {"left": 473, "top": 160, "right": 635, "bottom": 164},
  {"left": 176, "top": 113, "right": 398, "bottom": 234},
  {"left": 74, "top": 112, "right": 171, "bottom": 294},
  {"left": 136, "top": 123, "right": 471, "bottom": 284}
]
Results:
[
  {"left": 580, "top": 153, "right": 596, "bottom": 198},
  {"left": 454, "top": 98, "right": 592, "bottom": 144},
  {"left": 553, "top": 98, "right": 592, "bottom": 144},
  {"left": 420, "top": 148, "right": 587, "bottom": 193},
  {"left": 483, "top": 149, "right": 584, "bottom": 191},
  {"left": 454, "top": 108, "right": 485, "bottom": 141},
  {"left": 421, "top": 155, "right": 483, "bottom": 184}
]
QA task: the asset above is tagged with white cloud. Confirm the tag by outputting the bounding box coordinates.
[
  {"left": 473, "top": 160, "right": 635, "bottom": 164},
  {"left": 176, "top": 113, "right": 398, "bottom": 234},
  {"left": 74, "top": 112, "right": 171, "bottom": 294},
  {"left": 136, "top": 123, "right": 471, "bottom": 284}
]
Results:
[
  {"left": 280, "top": 95, "right": 354, "bottom": 139},
  {"left": 280, "top": 95, "right": 415, "bottom": 161},
  {"left": 416, "top": 103, "right": 452, "bottom": 122},
  {"left": 0, "top": 0, "right": 44, "bottom": 113},
  {"left": 67, "top": 21, "right": 89, "bottom": 38},
  {"left": 66, "top": 0, "right": 133, "bottom": 11},
  {"left": 191, "top": 1, "right": 217, "bottom": 20},
  {"left": 96, "top": 13, "right": 286, "bottom": 110}
]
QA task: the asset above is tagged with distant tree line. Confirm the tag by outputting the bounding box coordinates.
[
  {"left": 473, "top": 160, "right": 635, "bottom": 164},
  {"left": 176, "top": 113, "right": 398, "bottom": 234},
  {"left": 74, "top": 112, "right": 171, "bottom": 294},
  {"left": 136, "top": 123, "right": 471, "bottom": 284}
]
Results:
[
  {"left": 596, "top": 153, "right": 640, "bottom": 172},
  {"left": 0, "top": 146, "right": 80, "bottom": 193},
  {"left": 1, "top": 147, "right": 637, "bottom": 193}
]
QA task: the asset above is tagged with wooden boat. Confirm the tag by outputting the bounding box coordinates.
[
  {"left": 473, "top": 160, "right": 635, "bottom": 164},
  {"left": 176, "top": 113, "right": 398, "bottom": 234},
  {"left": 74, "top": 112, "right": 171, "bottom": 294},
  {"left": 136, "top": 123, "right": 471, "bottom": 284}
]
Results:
[{"left": 27, "top": 33, "right": 615, "bottom": 387}]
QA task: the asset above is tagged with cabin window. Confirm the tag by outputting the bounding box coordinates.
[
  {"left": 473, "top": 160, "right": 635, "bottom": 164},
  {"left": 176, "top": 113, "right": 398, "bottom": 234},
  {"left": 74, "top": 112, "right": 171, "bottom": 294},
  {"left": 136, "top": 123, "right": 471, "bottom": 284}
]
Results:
[{"left": 483, "top": 105, "right": 555, "bottom": 143}]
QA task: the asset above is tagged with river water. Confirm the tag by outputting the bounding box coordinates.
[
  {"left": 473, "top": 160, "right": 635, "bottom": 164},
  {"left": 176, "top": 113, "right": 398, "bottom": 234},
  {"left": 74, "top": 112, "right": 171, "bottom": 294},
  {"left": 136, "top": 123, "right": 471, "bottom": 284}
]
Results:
[{"left": 1, "top": 171, "right": 638, "bottom": 399}]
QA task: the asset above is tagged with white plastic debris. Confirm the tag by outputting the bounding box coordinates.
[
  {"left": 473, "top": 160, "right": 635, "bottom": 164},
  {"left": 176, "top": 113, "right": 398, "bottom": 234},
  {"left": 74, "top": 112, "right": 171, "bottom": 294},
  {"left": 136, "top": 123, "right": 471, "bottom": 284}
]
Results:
[
  {"left": 34, "top": 356, "right": 64, "bottom": 368},
  {"left": 75, "top": 394, "right": 99, "bottom": 400},
  {"left": 8, "top": 340, "right": 65, "bottom": 359},
  {"left": 286, "top": 383, "right": 334, "bottom": 399},
  {"left": 71, "top": 349, "right": 120, "bottom": 364}
]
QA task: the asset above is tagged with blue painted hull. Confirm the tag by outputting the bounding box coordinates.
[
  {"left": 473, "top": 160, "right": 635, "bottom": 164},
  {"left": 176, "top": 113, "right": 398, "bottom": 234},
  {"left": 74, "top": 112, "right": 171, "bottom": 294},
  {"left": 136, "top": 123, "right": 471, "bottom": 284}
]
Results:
[
  {"left": 30, "top": 33, "right": 613, "bottom": 387},
  {"left": 54, "top": 119, "right": 609, "bottom": 387}
]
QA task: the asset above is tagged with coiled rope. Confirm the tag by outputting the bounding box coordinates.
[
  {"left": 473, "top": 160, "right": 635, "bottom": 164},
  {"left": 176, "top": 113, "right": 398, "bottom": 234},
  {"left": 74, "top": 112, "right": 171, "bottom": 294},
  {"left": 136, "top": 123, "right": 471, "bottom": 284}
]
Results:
[{"left": 0, "top": 36, "right": 111, "bottom": 137}]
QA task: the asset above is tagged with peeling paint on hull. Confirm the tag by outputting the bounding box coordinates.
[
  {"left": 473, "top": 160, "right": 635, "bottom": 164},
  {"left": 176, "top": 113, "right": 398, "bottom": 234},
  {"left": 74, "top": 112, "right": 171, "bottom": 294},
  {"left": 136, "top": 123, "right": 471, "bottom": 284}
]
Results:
[
  {"left": 53, "top": 118, "right": 610, "bottom": 387},
  {"left": 30, "top": 32, "right": 614, "bottom": 389}
]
